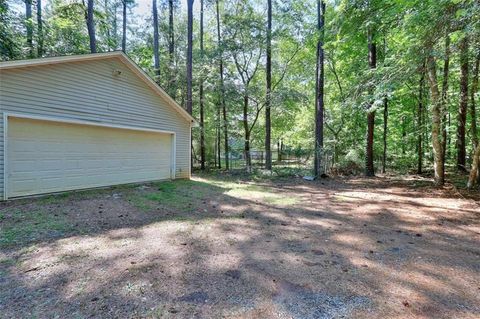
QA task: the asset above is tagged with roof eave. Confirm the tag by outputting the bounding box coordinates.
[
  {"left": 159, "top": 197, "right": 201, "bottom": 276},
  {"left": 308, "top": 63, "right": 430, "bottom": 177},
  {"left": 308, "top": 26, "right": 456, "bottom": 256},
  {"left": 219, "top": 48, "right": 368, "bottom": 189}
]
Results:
[{"left": 0, "top": 51, "right": 123, "bottom": 70}]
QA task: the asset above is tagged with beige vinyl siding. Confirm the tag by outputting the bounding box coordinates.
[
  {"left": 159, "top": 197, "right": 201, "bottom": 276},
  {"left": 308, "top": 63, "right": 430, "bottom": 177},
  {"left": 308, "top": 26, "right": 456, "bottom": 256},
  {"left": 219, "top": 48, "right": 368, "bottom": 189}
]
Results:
[
  {"left": 0, "top": 58, "right": 191, "bottom": 200},
  {"left": 0, "top": 116, "right": 3, "bottom": 199}
]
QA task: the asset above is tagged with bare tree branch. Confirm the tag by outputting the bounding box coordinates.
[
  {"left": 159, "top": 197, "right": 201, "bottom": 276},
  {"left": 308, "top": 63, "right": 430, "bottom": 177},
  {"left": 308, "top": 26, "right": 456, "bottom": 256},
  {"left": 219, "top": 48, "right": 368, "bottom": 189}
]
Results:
[
  {"left": 272, "top": 44, "right": 301, "bottom": 92},
  {"left": 326, "top": 54, "right": 345, "bottom": 102}
]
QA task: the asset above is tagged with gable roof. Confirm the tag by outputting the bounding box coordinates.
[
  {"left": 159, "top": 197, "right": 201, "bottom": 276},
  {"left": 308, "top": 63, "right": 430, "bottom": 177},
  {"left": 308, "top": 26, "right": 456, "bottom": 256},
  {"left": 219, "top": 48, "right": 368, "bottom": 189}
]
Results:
[{"left": 0, "top": 51, "right": 196, "bottom": 124}]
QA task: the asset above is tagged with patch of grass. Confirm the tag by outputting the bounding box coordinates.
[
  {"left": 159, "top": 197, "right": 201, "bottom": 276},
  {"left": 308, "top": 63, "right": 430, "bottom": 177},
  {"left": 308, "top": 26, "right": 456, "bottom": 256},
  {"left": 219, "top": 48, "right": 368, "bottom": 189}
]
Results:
[
  {"left": 226, "top": 187, "right": 297, "bottom": 206},
  {"left": 219, "top": 181, "right": 298, "bottom": 206},
  {"left": 166, "top": 215, "right": 194, "bottom": 222},
  {"left": 202, "top": 179, "right": 240, "bottom": 190},
  {"left": 263, "top": 196, "right": 298, "bottom": 206},
  {"left": 273, "top": 166, "right": 313, "bottom": 178},
  {"left": 0, "top": 257, "right": 16, "bottom": 267},
  {"left": 39, "top": 189, "right": 99, "bottom": 204},
  {"left": 17, "top": 244, "right": 38, "bottom": 255},
  {"left": 39, "top": 191, "right": 73, "bottom": 203},
  {"left": 0, "top": 209, "right": 74, "bottom": 248},
  {"left": 38, "top": 183, "right": 143, "bottom": 205},
  {"left": 447, "top": 172, "right": 469, "bottom": 189},
  {"left": 243, "top": 184, "right": 270, "bottom": 192},
  {"left": 126, "top": 195, "right": 155, "bottom": 212},
  {"left": 200, "top": 166, "right": 312, "bottom": 180},
  {"left": 333, "top": 195, "right": 350, "bottom": 202},
  {"left": 127, "top": 180, "right": 218, "bottom": 213},
  {"left": 144, "top": 182, "right": 187, "bottom": 210}
]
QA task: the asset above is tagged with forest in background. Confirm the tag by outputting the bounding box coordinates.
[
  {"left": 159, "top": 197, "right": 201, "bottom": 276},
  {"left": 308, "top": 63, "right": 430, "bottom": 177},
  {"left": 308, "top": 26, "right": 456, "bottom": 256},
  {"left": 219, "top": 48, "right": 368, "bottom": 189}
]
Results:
[{"left": 1, "top": 0, "right": 479, "bottom": 188}]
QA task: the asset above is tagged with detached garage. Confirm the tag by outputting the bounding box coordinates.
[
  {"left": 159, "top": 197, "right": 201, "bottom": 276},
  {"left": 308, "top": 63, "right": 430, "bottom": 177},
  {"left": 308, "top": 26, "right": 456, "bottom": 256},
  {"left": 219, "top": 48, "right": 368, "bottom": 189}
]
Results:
[{"left": 0, "top": 52, "right": 194, "bottom": 200}]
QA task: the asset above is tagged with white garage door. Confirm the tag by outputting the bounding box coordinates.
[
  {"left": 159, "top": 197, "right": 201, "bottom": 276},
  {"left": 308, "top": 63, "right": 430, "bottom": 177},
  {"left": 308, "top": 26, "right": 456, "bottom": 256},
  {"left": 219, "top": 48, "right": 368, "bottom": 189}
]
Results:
[{"left": 6, "top": 117, "right": 173, "bottom": 198}]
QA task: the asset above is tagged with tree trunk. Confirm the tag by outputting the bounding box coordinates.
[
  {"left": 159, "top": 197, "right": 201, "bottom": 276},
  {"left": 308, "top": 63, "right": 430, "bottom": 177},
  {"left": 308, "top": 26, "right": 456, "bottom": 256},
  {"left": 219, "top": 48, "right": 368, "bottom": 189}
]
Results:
[
  {"left": 265, "top": 0, "right": 272, "bottom": 170},
  {"left": 216, "top": 0, "right": 229, "bottom": 170},
  {"left": 447, "top": 112, "right": 451, "bottom": 159},
  {"left": 105, "top": 0, "right": 111, "bottom": 51},
  {"left": 217, "top": 106, "right": 221, "bottom": 169},
  {"left": 401, "top": 116, "right": 406, "bottom": 154},
  {"left": 280, "top": 141, "right": 283, "bottom": 161},
  {"left": 365, "top": 31, "right": 376, "bottom": 177},
  {"left": 199, "top": 0, "right": 205, "bottom": 170},
  {"left": 168, "top": 0, "right": 176, "bottom": 99},
  {"left": 426, "top": 49, "right": 445, "bottom": 186},
  {"left": 152, "top": 0, "right": 160, "bottom": 83},
  {"left": 381, "top": 38, "right": 387, "bottom": 174},
  {"left": 186, "top": 0, "right": 193, "bottom": 171},
  {"left": 467, "top": 144, "right": 480, "bottom": 189},
  {"left": 417, "top": 63, "right": 425, "bottom": 174},
  {"left": 314, "top": 0, "right": 325, "bottom": 177},
  {"left": 25, "top": 0, "right": 33, "bottom": 58},
  {"left": 214, "top": 127, "right": 218, "bottom": 168},
  {"left": 471, "top": 50, "right": 479, "bottom": 148},
  {"left": 222, "top": 94, "right": 229, "bottom": 170},
  {"left": 382, "top": 97, "right": 387, "bottom": 174},
  {"left": 244, "top": 94, "right": 251, "bottom": 172},
  {"left": 122, "top": 0, "right": 127, "bottom": 52},
  {"left": 277, "top": 140, "right": 281, "bottom": 162},
  {"left": 441, "top": 34, "right": 450, "bottom": 168},
  {"left": 457, "top": 35, "right": 469, "bottom": 172},
  {"left": 86, "top": 0, "right": 96, "bottom": 53},
  {"left": 470, "top": 50, "right": 480, "bottom": 185},
  {"left": 186, "top": 0, "right": 194, "bottom": 115},
  {"left": 36, "top": 0, "right": 43, "bottom": 57},
  {"left": 113, "top": 3, "right": 118, "bottom": 49}
]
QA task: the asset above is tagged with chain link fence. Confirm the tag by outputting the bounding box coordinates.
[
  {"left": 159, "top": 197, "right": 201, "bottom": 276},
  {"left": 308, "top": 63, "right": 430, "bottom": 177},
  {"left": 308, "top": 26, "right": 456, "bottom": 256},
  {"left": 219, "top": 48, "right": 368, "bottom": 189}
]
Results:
[{"left": 194, "top": 148, "right": 335, "bottom": 175}]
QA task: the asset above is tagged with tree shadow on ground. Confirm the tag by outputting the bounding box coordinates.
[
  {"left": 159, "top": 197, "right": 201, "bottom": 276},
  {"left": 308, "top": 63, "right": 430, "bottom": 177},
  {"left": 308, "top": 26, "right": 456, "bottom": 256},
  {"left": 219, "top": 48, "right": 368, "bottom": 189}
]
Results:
[{"left": 0, "top": 174, "right": 479, "bottom": 318}]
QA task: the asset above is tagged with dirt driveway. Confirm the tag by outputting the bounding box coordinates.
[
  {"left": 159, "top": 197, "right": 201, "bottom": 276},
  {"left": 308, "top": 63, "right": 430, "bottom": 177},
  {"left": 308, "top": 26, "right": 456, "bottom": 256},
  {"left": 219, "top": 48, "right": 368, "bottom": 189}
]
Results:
[{"left": 1, "top": 173, "right": 479, "bottom": 318}]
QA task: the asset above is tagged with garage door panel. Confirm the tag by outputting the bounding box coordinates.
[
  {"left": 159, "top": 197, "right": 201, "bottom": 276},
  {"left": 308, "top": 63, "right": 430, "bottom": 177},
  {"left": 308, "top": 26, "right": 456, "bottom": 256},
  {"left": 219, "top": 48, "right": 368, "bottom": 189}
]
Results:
[
  {"left": 9, "top": 160, "right": 36, "bottom": 172},
  {"left": 9, "top": 140, "right": 38, "bottom": 151},
  {"left": 7, "top": 117, "right": 173, "bottom": 198}
]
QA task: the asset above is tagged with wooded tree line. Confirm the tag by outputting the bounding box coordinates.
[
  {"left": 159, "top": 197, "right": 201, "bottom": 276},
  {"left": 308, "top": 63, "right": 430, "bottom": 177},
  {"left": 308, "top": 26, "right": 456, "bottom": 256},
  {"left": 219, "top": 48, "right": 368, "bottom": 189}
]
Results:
[{"left": 1, "top": 0, "right": 479, "bottom": 188}]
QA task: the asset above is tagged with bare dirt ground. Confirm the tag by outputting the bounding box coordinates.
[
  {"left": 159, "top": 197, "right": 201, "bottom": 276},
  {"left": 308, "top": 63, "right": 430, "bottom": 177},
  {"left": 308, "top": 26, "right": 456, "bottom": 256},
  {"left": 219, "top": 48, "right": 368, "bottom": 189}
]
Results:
[{"left": 0, "top": 173, "right": 479, "bottom": 319}]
